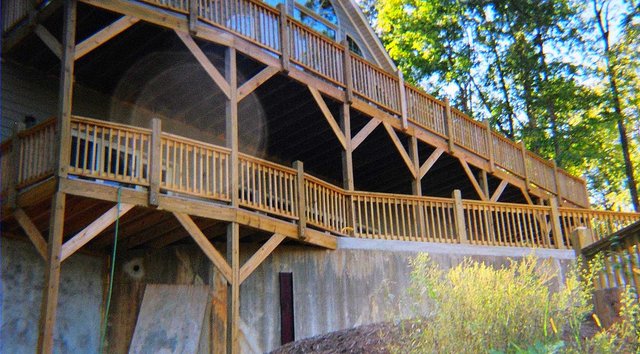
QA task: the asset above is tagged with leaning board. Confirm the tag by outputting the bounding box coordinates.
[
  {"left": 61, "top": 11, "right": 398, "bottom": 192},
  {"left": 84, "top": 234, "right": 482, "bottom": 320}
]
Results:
[{"left": 129, "top": 284, "right": 209, "bottom": 354}]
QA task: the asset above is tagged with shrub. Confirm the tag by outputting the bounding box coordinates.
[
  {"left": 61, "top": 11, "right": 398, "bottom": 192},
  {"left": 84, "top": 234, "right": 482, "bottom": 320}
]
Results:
[{"left": 391, "top": 253, "right": 639, "bottom": 353}]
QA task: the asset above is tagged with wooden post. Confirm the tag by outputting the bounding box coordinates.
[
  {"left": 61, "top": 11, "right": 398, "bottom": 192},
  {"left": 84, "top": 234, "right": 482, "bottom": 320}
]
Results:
[
  {"left": 277, "top": 4, "right": 290, "bottom": 73},
  {"left": 570, "top": 227, "right": 593, "bottom": 258},
  {"left": 452, "top": 189, "right": 468, "bottom": 244},
  {"left": 226, "top": 222, "right": 240, "bottom": 354},
  {"left": 37, "top": 191, "right": 66, "bottom": 354},
  {"left": 409, "top": 136, "right": 421, "bottom": 196},
  {"left": 549, "top": 197, "right": 564, "bottom": 249},
  {"left": 226, "top": 47, "right": 238, "bottom": 207},
  {"left": 341, "top": 40, "right": 353, "bottom": 103},
  {"left": 485, "top": 120, "right": 495, "bottom": 173},
  {"left": 189, "top": 0, "right": 198, "bottom": 34},
  {"left": 520, "top": 141, "right": 530, "bottom": 188},
  {"left": 8, "top": 122, "right": 25, "bottom": 209},
  {"left": 38, "top": 2, "right": 75, "bottom": 352},
  {"left": 398, "top": 70, "right": 408, "bottom": 130},
  {"left": 444, "top": 98, "right": 454, "bottom": 154},
  {"left": 56, "top": 0, "right": 76, "bottom": 178},
  {"left": 293, "top": 161, "right": 306, "bottom": 239},
  {"left": 149, "top": 118, "right": 162, "bottom": 206},
  {"left": 552, "top": 160, "right": 562, "bottom": 204},
  {"left": 340, "top": 104, "right": 354, "bottom": 191}
]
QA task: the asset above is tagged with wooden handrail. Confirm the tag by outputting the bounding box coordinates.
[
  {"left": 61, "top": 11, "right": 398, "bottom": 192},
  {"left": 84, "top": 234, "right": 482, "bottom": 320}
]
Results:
[{"left": 3, "top": 115, "right": 639, "bottom": 248}]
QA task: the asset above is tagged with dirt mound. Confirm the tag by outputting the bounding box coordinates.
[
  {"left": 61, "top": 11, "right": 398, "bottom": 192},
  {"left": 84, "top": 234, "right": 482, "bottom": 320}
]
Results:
[{"left": 268, "top": 322, "right": 404, "bottom": 354}]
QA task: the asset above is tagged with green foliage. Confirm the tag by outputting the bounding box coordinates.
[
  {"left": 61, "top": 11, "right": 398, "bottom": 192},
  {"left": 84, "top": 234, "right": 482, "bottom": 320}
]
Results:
[
  {"left": 391, "top": 253, "right": 639, "bottom": 353},
  {"left": 368, "top": 0, "right": 640, "bottom": 210}
]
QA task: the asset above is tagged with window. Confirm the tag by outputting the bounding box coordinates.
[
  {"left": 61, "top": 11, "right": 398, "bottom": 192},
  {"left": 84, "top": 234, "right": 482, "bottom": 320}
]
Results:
[
  {"left": 293, "top": 0, "right": 338, "bottom": 40},
  {"left": 295, "top": 0, "right": 338, "bottom": 25},
  {"left": 347, "top": 35, "right": 363, "bottom": 57}
]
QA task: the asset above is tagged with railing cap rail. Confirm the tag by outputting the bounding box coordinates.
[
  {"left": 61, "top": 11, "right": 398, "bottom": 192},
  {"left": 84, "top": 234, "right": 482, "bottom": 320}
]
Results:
[{"left": 581, "top": 220, "right": 640, "bottom": 257}]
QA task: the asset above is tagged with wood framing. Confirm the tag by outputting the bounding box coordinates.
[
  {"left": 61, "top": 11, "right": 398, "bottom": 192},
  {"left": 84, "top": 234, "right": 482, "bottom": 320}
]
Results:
[
  {"left": 226, "top": 222, "right": 240, "bottom": 354},
  {"left": 419, "top": 147, "right": 444, "bottom": 179},
  {"left": 340, "top": 103, "right": 354, "bottom": 190},
  {"left": 13, "top": 208, "right": 48, "bottom": 261},
  {"left": 309, "top": 86, "right": 347, "bottom": 149},
  {"left": 173, "top": 212, "right": 233, "bottom": 283},
  {"left": 239, "top": 233, "right": 286, "bottom": 284},
  {"left": 226, "top": 46, "right": 239, "bottom": 207},
  {"left": 34, "top": 25, "right": 62, "bottom": 59},
  {"left": 459, "top": 159, "right": 488, "bottom": 201},
  {"left": 383, "top": 122, "right": 416, "bottom": 178},
  {"left": 237, "top": 66, "right": 279, "bottom": 101},
  {"left": 351, "top": 119, "right": 380, "bottom": 151},
  {"left": 74, "top": 15, "right": 139, "bottom": 60},
  {"left": 175, "top": 29, "right": 231, "bottom": 98},
  {"left": 60, "top": 203, "right": 134, "bottom": 262},
  {"left": 491, "top": 180, "right": 509, "bottom": 202}
]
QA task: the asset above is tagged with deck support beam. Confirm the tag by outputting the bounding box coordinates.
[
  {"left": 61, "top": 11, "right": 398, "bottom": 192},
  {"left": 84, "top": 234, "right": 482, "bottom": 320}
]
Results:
[
  {"left": 74, "top": 15, "right": 139, "bottom": 60},
  {"left": 38, "top": 2, "right": 76, "bottom": 352},
  {"left": 34, "top": 24, "right": 62, "bottom": 59},
  {"left": 419, "top": 147, "right": 444, "bottom": 179},
  {"left": 238, "top": 66, "right": 279, "bottom": 101},
  {"left": 340, "top": 104, "right": 354, "bottom": 191},
  {"left": 14, "top": 208, "right": 49, "bottom": 261},
  {"left": 383, "top": 122, "right": 416, "bottom": 178},
  {"left": 239, "top": 233, "right": 286, "bottom": 284},
  {"left": 309, "top": 87, "right": 347, "bottom": 149},
  {"left": 351, "top": 119, "right": 380, "bottom": 151},
  {"left": 227, "top": 222, "right": 240, "bottom": 354},
  {"left": 409, "top": 136, "right": 421, "bottom": 195},
  {"left": 491, "top": 180, "right": 509, "bottom": 202},
  {"left": 60, "top": 203, "right": 134, "bottom": 262},
  {"left": 459, "top": 159, "right": 488, "bottom": 201}
]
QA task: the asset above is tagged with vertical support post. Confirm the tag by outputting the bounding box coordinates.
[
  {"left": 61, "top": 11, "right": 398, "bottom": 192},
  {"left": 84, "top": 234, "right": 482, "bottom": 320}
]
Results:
[
  {"left": 39, "top": 2, "right": 76, "bottom": 352},
  {"left": 340, "top": 104, "right": 354, "bottom": 191},
  {"left": 226, "top": 47, "right": 238, "bottom": 207},
  {"left": 341, "top": 40, "right": 353, "bottom": 103},
  {"left": 149, "top": 118, "right": 162, "bottom": 206},
  {"left": 37, "top": 191, "right": 66, "bottom": 354},
  {"left": 8, "top": 122, "right": 25, "bottom": 209},
  {"left": 452, "top": 189, "right": 468, "bottom": 244},
  {"left": 485, "top": 120, "right": 495, "bottom": 173},
  {"left": 189, "top": 0, "right": 198, "bottom": 34},
  {"left": 552, "top": 160, "right": 562, "bottom": 204},
  {"left": 293, "top": 161, "right": 306, "bottom": 239},
  {"left": 56, "top": 0, "right": 76, "bottom": 178},
  {"left": 520, "top": 141, "right": 530, "bottom": 188},
  {"left": 444, "top": 98, "right": 454, "bottom": 154},
  {"left": 549, "top": 197, "right": 564, "bottom": 249},
  {"left": 409, "top": 136, "right": 421, "bottom": 196},
  {"left": 398, "top": 70, "right": 408, "bottom": 130},
  {"left": 570, "top": 227, "right": 593, "bottom": 258},
  {"left": 226, "top": 222, "right": 240, "bottom": 354},
  {"left": 277, "top": 4, "right": 290, "bottom": 73},
  {"left": 479, "top": 170, "right": 490, "bottom": 199}
]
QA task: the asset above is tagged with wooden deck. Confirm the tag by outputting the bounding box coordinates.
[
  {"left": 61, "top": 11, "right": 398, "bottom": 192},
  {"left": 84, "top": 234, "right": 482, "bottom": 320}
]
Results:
[
  {"left": 2, "top": 116, "right": 638, "bottom": 249},
  {"left": 4, "top": 0, "right": 589, "bottom": 208}
]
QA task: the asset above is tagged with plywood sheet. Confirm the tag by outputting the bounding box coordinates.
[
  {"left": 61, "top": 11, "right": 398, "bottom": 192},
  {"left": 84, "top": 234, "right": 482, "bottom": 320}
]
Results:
[{"left": 129, "top": 284, "right": 209, "bottom": 354}]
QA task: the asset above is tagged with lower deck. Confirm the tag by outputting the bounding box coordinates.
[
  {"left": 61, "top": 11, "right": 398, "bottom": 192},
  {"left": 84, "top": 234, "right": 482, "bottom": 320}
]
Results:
[{"left": 2, "top": 116, "right": 638, "bottom": 256}]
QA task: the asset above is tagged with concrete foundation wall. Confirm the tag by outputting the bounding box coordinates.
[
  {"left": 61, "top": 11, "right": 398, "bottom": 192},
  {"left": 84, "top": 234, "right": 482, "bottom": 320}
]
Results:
[
  {"left": 106, "top": 238, "right": 573, "bottom": 353},
  {"left": 0, "top": 238, "right": 104, "bottom": 354}
]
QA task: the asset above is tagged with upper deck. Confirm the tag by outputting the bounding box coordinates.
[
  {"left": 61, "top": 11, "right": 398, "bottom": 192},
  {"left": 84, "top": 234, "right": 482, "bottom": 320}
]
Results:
[{"left": 3, "top": 0, "right": 589, "bottom": 208}]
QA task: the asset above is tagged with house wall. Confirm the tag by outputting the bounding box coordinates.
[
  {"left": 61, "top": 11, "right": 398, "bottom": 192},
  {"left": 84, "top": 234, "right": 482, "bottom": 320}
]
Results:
[
  {"left": 0, "top": 238, "right": 104, "bottom": 354},
  {"left": 107, "top": 238, "right": 574, "bottom": 353}
]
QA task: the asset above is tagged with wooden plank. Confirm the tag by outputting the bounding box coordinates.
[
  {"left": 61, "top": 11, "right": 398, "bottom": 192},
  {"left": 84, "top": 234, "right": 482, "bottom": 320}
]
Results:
[
  {"left": 59, "top": 178, "right": 149, "bottom": 207},
  {"left": 308, "top": 87, "right": 347, "bottom": 149},
  {"left": 419, "top": 147, "right": 444, "bottom": 179},
  {"left": 226, "top": 222, "right": 240, "bottom": 354},
  {"left": 34, "top": 24, "right": 62, "bottom": 59},
  {"left": 237, "top": 66, "right": 279, "bottom": 101},
  {"left": 459, "top": 159, "right": 488, "bottom": 201},
  {"left": 226, "top": 47, "right": 239, "bottom": 207},
  {"left": 188, "top": 0, "right": 198, "bottom": 34},
  {"left": 175, "top": 29, "right": 231, "bottom": 99},
  {"left": 74, "top": 16, "right": 139, "bottom": 60},
  {"left": 491, "top": 180, "right": 509, "bottom": 202},
  {"left": 13, "top": 208, "right": 48, "bottom": 261},
  {"left": 239, "top": 233, "right": 286, "bottom": 284},
  {"left": 60, "top": 203, "right": 134, "bottom": 262},
  {"left": 129, "top": 285, "right": 209, "bottom": 354},
  {"left": 351, "top": 119, "right": 380, "bottom": 151},
  {"left": 382, "top": 122, "right": 416, "bottom": 178},
  {"left": 173, "top": 212, "right": 232, "bottom": 283}
]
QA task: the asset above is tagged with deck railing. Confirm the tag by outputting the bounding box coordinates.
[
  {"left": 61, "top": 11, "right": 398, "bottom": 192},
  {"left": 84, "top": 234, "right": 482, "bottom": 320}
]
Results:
[
  {"left": 3, "top": 116, "right": 638, "bottom": 249},
  {"left": 60, "top": 0, "right": 588, "bottom": 206},
  {"left": 580, "top": 222, "right": 640, "bottom": 297}
]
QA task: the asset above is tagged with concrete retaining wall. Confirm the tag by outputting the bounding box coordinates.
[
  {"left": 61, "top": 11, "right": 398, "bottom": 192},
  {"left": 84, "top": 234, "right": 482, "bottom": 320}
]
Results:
[{"left": 0, "top": 238, "right": 104, "bottom": 354}]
